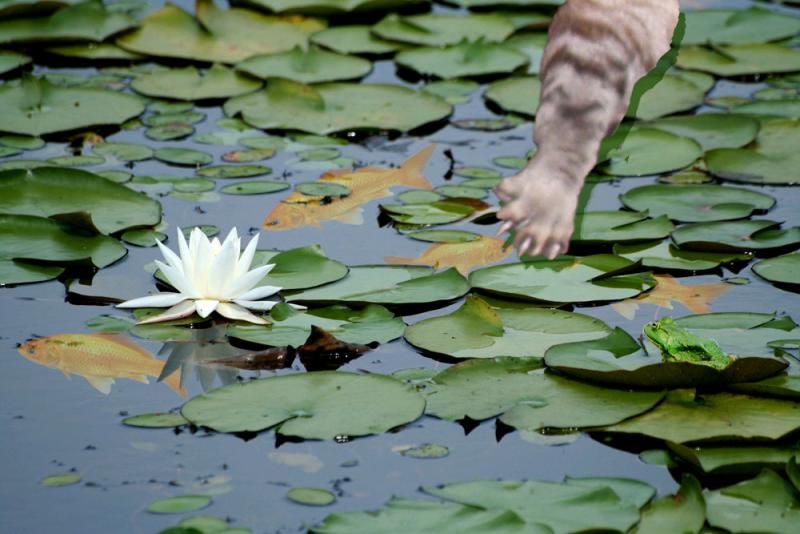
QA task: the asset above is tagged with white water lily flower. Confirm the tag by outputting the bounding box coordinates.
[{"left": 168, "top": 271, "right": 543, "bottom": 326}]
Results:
[{"left": 118, "top": 227, "right": 282, "bottom": 325}]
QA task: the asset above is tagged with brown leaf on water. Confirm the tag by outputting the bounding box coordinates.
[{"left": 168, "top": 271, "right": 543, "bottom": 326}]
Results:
[
  {"left": 384, "top": 236, "right": 511, "bottom": 274},
  {"left": 263, "top": 145, "right": 436, "bottom": 230},
  {"left": 612, "top": 274, "right": 731, "bottom": 320},
  {"left": 208, "top": 346, "right": 295, "bottom": 370},
  {"left": 297, "top": 325, "right": 375, "bottom": 371}
]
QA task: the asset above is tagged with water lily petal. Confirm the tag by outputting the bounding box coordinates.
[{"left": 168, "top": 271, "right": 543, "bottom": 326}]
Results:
[
  {"left": 193, "top": 229, "right": 213, "bottom": 294},
  {"left": 195, "top": 299, "right": 220, "bottom": 318},
  {"left": 226, "top": 264, "right": 273, "bottom": 299},
  {"left": 217, "top": 302, "right": 268, "bottom": 325},
  {"left": 117, "top": 292, "right": 187, "bottom": 309},
  {"left": 236, "top": 284, "right": 281, "bottom": 302},
  {"left": 156, "top": 237, "right": 184, "bottom": 274},
  {"left": 233, "top": 299, "right": 279, "bottom": 311},
  {"left": 155, "top": 260, "right": 197, "bottom": 298},
  {"left": 208, "top": 232, "right": 240, "bottom": 298},
  {"left": 136, "top": 300, "right": 197, "bottom": 325},
  {"left": 236, "top": 233, "right": 260, "bottom": 278},
  {"left": 177, "top": 229, "right": 194, "bottom": 283}
]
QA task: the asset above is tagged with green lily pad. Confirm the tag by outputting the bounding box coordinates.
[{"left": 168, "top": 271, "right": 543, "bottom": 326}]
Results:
[
  {"left": 433, "top": 185, "right": 487, "bottom": 200},
  {"left": 669, "top": 442, "right": 799, "bottom": 476},
  {"left": 629, "top": 72, "right": 715, "bottom": 121},
  {"left": 116, "top": 0, "right": 324, "bottom": 63},
  {"left": 122, "top": 412, "right": 189, "bottom": 428},
  {"left": 396, "top": 41, "right": 528, "bottom": 79},
  {"left": 0, "top": 1, "right": 135, "bottom": 45},
  {"left": 237, "top": 47, "right": 372, "bottom": 84},
  {"left": 47, "top": 154, "right": 105, "bottom": 167},
  {"left": 288, "top": 487, "right": 336, "bottom": 506},
  {"left": 421, "top": 79, "right": 479, "bottom": 104},
  {"left": 295, "top": 182, "right": 350, "bottom": 197},
  {"left": 396, "top": 190, "right": 442, "bottom": 205},
  {"left": 45, "top": 42, "right": 144, "bottom": 60},
  {"left": 298, "top": 148, "right": 340, "bottom": 161},
  {"left": 671, "top": 220, "right": 800, "bottom": 253},
  {"left": 154, "top": 147, "right": 213, "bottom": 166},
  {"left": 677, "top": 44, "right": 800, "bottom": 77},
  {"left": 144, "top": 112, "right": 205, "bottom": 127},
  {"left": 598, "top": 127, "right": 702, "bottom": 177},
  {"left": 176, "top": 516, "right": 231, "bottom": 532},
  {"left": 730, "top": 99, "right": 800, "bottom": 119},
  {"left": 683, "top": 8, "right": 800, "bottom": 46},
  {"left": 86, "top": 314, "right": 134, "bottom": 333},
  {"left": 145, "top": 124, "right": 194, "bottom": 141},
  {"left": 405, "top": 296, "right": 611, "bottom": 359},
  {"left": 753, "top": 253, "right": 800, "bottom": 291},
  {"left": 147, "top": 495, "right": 211, "bottom": 514},
  {"left": 285, "top": 265, "right": 469, "bottom": 308},
  {"left": 452, "top": 116, "right": 524, "bottom": 131},
  {"left": 398, "top": 444, "right": 449, "bottom": 459},
  {"left": 0, "top": 49, "right": 30, "bottom": 75},
  {"left": 705, "top": 470, "right": 800, "bottom": 534},
  {"left": 453, "top": 166, "right": 501, "bottom": 180},
  {"left": 132, "top": 175, "right": 216, "bottom": 193},
  {"left": 484, "top": 76, "right": 540, "bottom": 117},
  {"left": 222, "top": 148, "right": 275, "bottom": 162},
  {"left": 121, "top": 229, "right": 166, "bottom": 248},
  {"left": 404, "top": 229, "right": 480, "bottom": 243},
  {"left": 620, "top": 185, "right": 775, "bottom": 223},
  {"left": 422, "top": 357, "right": 663, "bottom": 432},
  {"left": 92, "top": 142, "right": 153, "bottom": 162},
  {"left": 149, "top": 101, "right": 195, "bottom": 115},
  {"left": 572, "top": 212, "right": 675, "bottom": 245},
  {"left": 380, "top": 200, "right": 477, "bottom": 225},
  {"left": 197, "top": 165, "right": 270, "bottom": 178},
  {"left": 0, "top": 135, "right": 43, "bottom": 151},
  {"left": 310, "top": 25, "right": 406, "bottom": 55},
  {"left": 706, "top": 118, "right": 800, "bottom": 185},
  {"left": 633, "top": 475, "right": 705, "bottom": 534},
  {"left": 0, "top": 75, "right": 144, "bottom": 136},
  {"left": 254, "top": 245, "right": 348, "bottom": 291},
  {"left": 544, "top": 325, "right": 788, "bottom": 389},
  {"left": 613, "top": 240, "right": 749, "bottom": 272},
  {"left": 0, "top": 214, "right": 125, "bottom": 284},
  {"left": 240, "top": 0, "right": 426, "bottom": 14},
  {"left": 131, "top": 64, "right": 262, "bottom": 101},
  {"left": 604, "top": 389, "right": 800, "bottom": 443},
  {"left": 220, "top": 181, "right": 289, "bottom": 195},
  {"left": 225, "top": 79, "right": 452, "bottom": 135},
  {"left": 504, "top": 31, "right": 547, "bottom": 74},
  {"left": 181, "top": 371, "right": 425, "bottom": 439},
  {"left": 645, "top": 113, "right": 760, "bottom": 151},
  {"left": 0, "top": 167, "right": 161, "bottom": 234},
  {"left": 41, "top": 473, "right": 81, "bottom": 487},
  {"left": 228, "top": 303, "right": 403, "bottom": 347},
  {"left": 372, "top": 13, "right": 514, "bottom": 47},
  {"left": 469, "top": 255, "right": 655, "bottom": 304}
]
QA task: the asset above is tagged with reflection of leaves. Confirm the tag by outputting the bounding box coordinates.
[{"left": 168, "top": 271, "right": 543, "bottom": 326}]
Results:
[
  {"left": 611, "top": 274, "right": 731, "bottom": 319},
  {"left": 209, "top": 346, "right": 295, "bottom": 371},
  {"left": 157, "top": 326, "right": 241, "bottom": 392},
  {"left": 298, "top": 325, "right": 375, "bottom": 372}
]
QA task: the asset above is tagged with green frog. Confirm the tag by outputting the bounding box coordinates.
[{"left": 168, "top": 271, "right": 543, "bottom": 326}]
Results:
[{"left": 643, "top": 317, "right": 733, "bottom": 370}]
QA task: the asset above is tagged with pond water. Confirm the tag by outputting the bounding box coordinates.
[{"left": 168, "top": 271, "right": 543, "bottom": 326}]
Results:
[{"left": 1, "top": 0, "right": 800, "bottom": 532}]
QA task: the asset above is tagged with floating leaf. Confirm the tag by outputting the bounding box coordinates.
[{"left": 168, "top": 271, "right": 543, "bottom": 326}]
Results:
[
  {"left": 669, "top": 442, "right": 799, "bottom": 476},
  {"left": 45, "top": 42, "right": 143, "bottom": 60},
  {"left": 154, "top": 147, "right": 213, "bottom": 166},
  {"left": 620, "top": 184, "right": 774, "bottom": 223},
  {"left": 310, "top": 24, "right": 406, "bottom": 55},
  {"left": 239, "top": 0, "right": 425, "bottom": 14},
  {"left": 484, "top": 76, "right": 540, "bottom": 117},
  {"left": 131, "top": 64, "right": 262, "bottom": 101},
  {"left": 504, "top": 31, "right": 547, "bottom": 74},
  {"left": 614, "top": 240, "right": 749, "bottom": 273},
  {"left": 222, "top": 148, "right": 275, "bottom": 162},
  {"left": 677, "top": 44, "right": 800, "bottom": 76},
  {"left": 296, "top": 181, "right": 350, "bottom": 198},
  {"left": 753, "top": 253, "right": 800, "bottom": 291},
  {"left": 380, "top": 199, "right": 478, "bottom": 226},
  {"left": 238, "top": 47, "right": 371, "bottom": 84},
  {"left": 421, "top": 79, "right": 479, "bottom": 104},
  {"left": 123, "top": 412, "right": 189, "bottom": 428},
  {"left": 372, "top": 13, "right": 514, "bottom": 47},
  {"left": 572, "top": 212, "right": 674, "bottom": 245},
  {"left": 92, "top": 142, "right": 153, "bottom": 163},
  {"left": 181, "top": 371, "right": 425, "bottom": 439},
  {"left": 145, "top": 123, "right": 194, "bottom": 141},
  {"left": 147, "top": 495, "right": 211, "bottom": 514},
  {"left": 610, "top": 274, "right": 731, "bottom": 320},
  {"left": 629, "top": 72, "right": 714, "bottom": 121},
  {"left": 598, "top": 127, "right": 702, "bottom": 177},
  {"left": 288, "top": 487, "right": 336, "bottom": 506},
  {"left": 220, "top": 180, "right": 288, "bottom": 195},
  {"left": 671, "top": 220, "right": 800, "bottom": 253},
  {"left": 402, "top": 229, "right": 480, "bottom": 243},
  {"left": 121, "top": 229, "right": 166, "bottom": 248},
  {"left": 225, "top": 79, "right": 451, "bottom": 135},
  {"left": 197, "top": 164, "right": 270, "bottom": 178},
  {"left": 116, "top": 0, "right": 324, "bottom": 63},
  {"left": 397, "top": 443, "right": 449, "bottom": 459},
  {"left": 469, "top": 255, "right": 655, "bottom": 304},
  {"left": 285, "top": 266, "right": 469, "bottom": 308},
  {"left": 0, "top": 49, "right": 30, "bottom": 75},
  {"left": 396, "top": 41, "right": 528, "bottom": 79},
  {"left": 683, "top": 8, "right": 800, "bottom": 45},
  {"left": 633, "top": 475, "right": 705, "bottom": 534},
  {"left": 0, "top": 76, "right": 144, "bottom": 136},
  {"left": 646, "top": 113, "right": 760, "bottom": 151},
  {"left": 41, "top": 473, "right": 81, "bottom": 487},
  {"left": 254, "top": 245, "right": 348, "bottom": 291},
  {"left": 405, "top": 296, "right": 610, "bottom": 359}
]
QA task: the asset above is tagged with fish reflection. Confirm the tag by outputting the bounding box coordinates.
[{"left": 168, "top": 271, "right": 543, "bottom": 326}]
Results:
[{"left": 17, "top": 333, "right": 186, "bottom": 397}]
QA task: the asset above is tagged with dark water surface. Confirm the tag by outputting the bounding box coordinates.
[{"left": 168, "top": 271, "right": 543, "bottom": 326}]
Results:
[{"left": 2, "top": 0, "right": 800, "bottom": 532}]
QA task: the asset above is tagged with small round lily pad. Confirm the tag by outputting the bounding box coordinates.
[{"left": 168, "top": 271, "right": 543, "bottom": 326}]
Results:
[
  {"left": 123, "top": 412, "right": 189, "bottom": 428},
  {"left": 154, "top": 147, "right": 213, "bottom": 166},
  {"left": 398, "top": 444, "right": 449, "bottom": 459},
  {"left": 220, "top": 181, "right": 290, "bottom": 195},
  {"left": 396, "top": 189, "right": 442, "bottom": 204},
  {"left": 404, "top": 230, "right": 481, "bottom": 243},
  {"left": 147, "top": 495, "right": 212, "bottom": 514},
  {"left": 93, "top": 142, "right": 153, "bottom": 162},
  {"left": 145, "top": 124, "right": 194, "bottom": 141},
  {"left": 295, "top": 182, "right": 350, "bottom": 198},
  {"left": 454, "top": 166, "right": 502, "bottom": 179},
  {"left": 298, "top": 148, "right": 340, "bottom": 161},
  {"left": 41, "top": 474, "right": 81, "bottom": 487},
  {"left": 434, "top": 185, "right": 487, "bottom": 200},
  {"left": 753, "top": 253, "right": 800, "bottom": 290},
  {"left": 197, "top": 164, "right": 270, "bottom": 178},
  {"left": 222, "top": 148, "right": 275, "bottom": 162},
  {"left": 121, "top": 229, "right": 167, "bottom": 248},
  {"left": 287, "top": 487, "right": 336, "bottom": 506}
]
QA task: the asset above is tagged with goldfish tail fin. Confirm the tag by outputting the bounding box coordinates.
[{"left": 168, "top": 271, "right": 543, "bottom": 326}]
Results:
[
  {"left": 162, "top": 368, "right": 188, "bottom": 398},
  {"left": 398, "top": 145, "right": 436, "bottom": 189}
]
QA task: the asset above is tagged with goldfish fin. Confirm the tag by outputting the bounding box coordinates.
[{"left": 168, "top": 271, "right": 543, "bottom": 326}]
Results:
[
  {"left": 398, "top": 145, "right": 436, "bottom": 189},
  {"left": 84, "top": 375, "right": 115, "bottom": 395},
  {"left": 331, "top": 208, "right": 364, "bottom": 225},
  {"left": 161, "top": 368, "right": 188, "bottom": 398}
]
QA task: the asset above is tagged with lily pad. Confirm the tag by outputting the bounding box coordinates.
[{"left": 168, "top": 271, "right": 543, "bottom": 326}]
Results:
[
  {"left": 131, "top": 64, "right": 262, "bottom": 101},
  {"left": 484, "top": 76, "right": 540, "bottom": 117},
  {"left": 288, "top": 487, "right": 336, "bottom": 506},
  {"left": 598, "top": 127, "right": 702, "bottom": 177},
  {"left": 41, "top": 473, "right": 81, "bottom": 487},
  {"left": 121, "top": 229, "right": 166, "bottom": 248},
  {"left": 0, "top": 167, "right": 161, "bottom": 234},
  {"left": 380, "top": 200, "right": 477, "bottom": 226},
  {"left": 620, "top": 185, "right": 775, "bottom": 223},
  {"left": 144, "top": 112, "right": 205, "bottom": 127},
  {"left": 116, "top": 0, "right": 324, "bottom": 63},
  {"left": 469, "top": 255, "right": 655, "bottom": 304},
  {"left": 405, "top": 296, "right": 611, "bottom": 359},
  {"left": 237, "top": 47, "right": 372, "bottom": 84},
  {"left": 677, "top": 44, "right": 800, "bottom": 77},
  {"left": 396, "top": 190, "right": 442, "bottom": 205},
  {"left": 504, "top": 31, "right": 547, "bottom": 74},
  {"left": 310, "top": 25, "right": 405, "bottom": 55},
  {"left": 613, "top": 240, "right": 749, "bottom": 272},
  {"left": 372, "top": 14, "right": 514, "bottom": 47},
  {"left": 421, "top": 79, "right": 479, "bottom": 104},
  {"left": 395, "top": 41, "right": 528, "bottom": 79},
  {"left": 706, "top": 118, "right": 800, "bottom": 185},
  {"left": 220, "top": 181, "right": 288, "bottom": 195},
  {"left": 92, "top": 142, "right": 153, "bottom": 162},
  {"left": 147, "top": 495, "right": 211, "bottom": 514},
  {"left": 145, "top": 124, "right": 194, "bottom": 141},
  {"left": 0, "top": 214, "right": 125, "bottom": 284},
  {"left": 44, "top": 42, "right": 143, "bottom": 60},
  {"left": 633, "top": 475, "right": 705, "bottom": 534},
  {"left": 154, "top": 147, "right": 213, "bottom": 166},
  {"left": 603, "top": 389, "right": 800, "bottom": 443},
  {"left": 683, "top": 8, "right": 800, "bottom": 46},
  {"left": 228, "top": 303, "right": 403, "bottom": 347},
  {"left": 671, "top": 220, "right": 800, "bottom": 253},
  {"left": 572, "top": 212, "right": 675, "bottom": 245},
  {"left": 296, "top": 182, "right": 350, "bottom": 198},
  {"left": 753, "top": 253, "right": 800, "bottom": 291},
  {"left": 0, "top": 1, "right": 136, "bottom": 45},
  {"left": 669, "top": 442, "right": 800, "bottom": 476},
  {"left": 645, "top": 113, "right": 760, "bottom": 151},
  {"left": 398, "top": 444, "right": 449, "bottom": 459},
  {"left": 225, "top": 79, "right": 452, "bottom": 135},
  {"left": 0, "top": 75, "right": 144, "bottom": 136},
  {"left": 197, "top": 165, "right": 269, "bottom": 179},
  {"left": 122, "top": 412, "right": 189, "bottom": 428},
  {"left": 238, "top": 0, "right": 426, "bottom": 14},
  {"left": 254, "top": 245, "right": 348, "bottom": 291},
  {"left": 180, "top": 371, "right": 425, "bottom": 439},
  {"left": 404, "top": 230, "right": 480, "bottom": 243},
  {"left": 284, "top": 265, "right": 469, "bottom": 308},
  {"left": 0, "top": 49, "right": 30, "bottom": 75},
  {"left": 629, "top": 72, "right": 715, "bottom": 121}
]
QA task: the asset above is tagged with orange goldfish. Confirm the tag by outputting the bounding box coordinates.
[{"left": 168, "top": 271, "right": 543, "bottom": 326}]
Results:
[
  {"left": 385, "top": 236, "right": 512, "bottom": 275},
  {"left": 264, "top": 145, "right": 436, "bottom": 230},
  {"left": 17, "top": 333, "right": 186, "bottom": 397}
]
